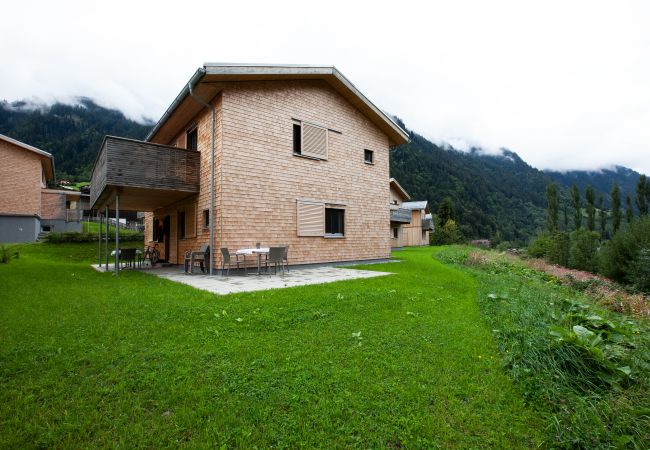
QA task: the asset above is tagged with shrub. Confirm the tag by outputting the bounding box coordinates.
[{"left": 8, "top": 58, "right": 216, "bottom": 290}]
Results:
[
  {"left": 430, "top": 219, "right": 463, "bottom": 246},
  {"left": 43, "top": 232, "right": 144, "bottom": 243},
  {"left": 568, "top": 229, "right": 600, "bottom": 272},
  {"left": 600, "top": 217, "right": 650, "bottom": 289},
  {"left": 0, "top": 245, "right": 19, "bottom": 263},
  {"left": 547, "top": 232, "right": 570, "bottom": 266},
  {"left": 527, "top": 233, "right": 551, "bottom": 258}
]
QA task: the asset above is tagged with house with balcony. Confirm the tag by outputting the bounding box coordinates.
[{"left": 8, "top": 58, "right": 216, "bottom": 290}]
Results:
[
  {"left": 389, "top": 178, "right": 433, "bottom": 248},
  {"left": 90, "top": 64, "right": 409, "bottom": 268},
  {"left": 0, "top": 134, "right": 84, "bottom": 243}
]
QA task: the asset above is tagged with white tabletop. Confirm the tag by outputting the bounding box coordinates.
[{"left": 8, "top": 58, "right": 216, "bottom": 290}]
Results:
[
  {"left": 236, "top": 247, "right": 270, "bottom": 255},
  {"left": 110, "top": 249, "right": 143, "bottom": 256}
]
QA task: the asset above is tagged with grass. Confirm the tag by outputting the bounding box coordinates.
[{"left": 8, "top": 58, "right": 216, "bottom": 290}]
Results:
[
  {"left": 436, "top": 246, "right": 650, "bottom": 449},
  {"left": 82, "top": 221, "right": 141, "bottom": 236},
  {"left": 0, "top": 243, "right": 543, "bottom": 448}
]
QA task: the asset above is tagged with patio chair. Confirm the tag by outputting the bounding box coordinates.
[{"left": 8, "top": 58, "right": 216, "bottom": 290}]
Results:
[
  {"left": 281, "top": 244, "right": 290, "bottom": 272},
  {"left": 220, "top": 248, "right": 242, "bottom": 276},
  {"left": 120, "top": 248, "right": 137, "bottom": 269},
  {"left": 185, "top": 245, "right": 210, "bottom": 274},
  {"left": 264, "top": 246, "right": 286, "bottom": 276}
]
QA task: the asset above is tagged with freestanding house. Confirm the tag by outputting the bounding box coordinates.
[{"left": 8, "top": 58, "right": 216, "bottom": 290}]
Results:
[
  {"left": 90, "top": 64, "right": 409, "bottom": 269},
  {"left": 0, "top": 134, "right": 84, "bottom": 243},
  {"left": 389, "top": 178, "right": 433, "bottom": 248}
]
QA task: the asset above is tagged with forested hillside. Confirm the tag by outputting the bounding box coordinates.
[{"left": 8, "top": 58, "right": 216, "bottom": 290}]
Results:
[
  {"left": 0, "top": 99, "right": 644, "bottom": 244},
  {"left": 0, "top": 99, "right": 152, "bottom": 180},
  {"left": 390, "top": 120, "right": 551, "bottom": 243}
]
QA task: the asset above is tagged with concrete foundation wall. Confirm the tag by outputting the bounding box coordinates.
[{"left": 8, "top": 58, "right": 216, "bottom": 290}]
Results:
[
  {"left": 40, "top": 219, "right": 82, "bottom": 233},
  {"left": 0, "top": 216, "right": 39, "bottom": 243}
]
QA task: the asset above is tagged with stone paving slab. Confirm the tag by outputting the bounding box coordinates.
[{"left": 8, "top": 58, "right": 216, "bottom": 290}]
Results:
[{"left": 91, "top": 264, "right": 393, "bottom": 295}]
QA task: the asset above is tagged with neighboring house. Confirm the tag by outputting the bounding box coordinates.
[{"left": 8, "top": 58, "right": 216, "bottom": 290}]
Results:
[
  {"left": 90, "top": 64, "right": 409, "bottom": 267},
  {"left": 0, "top": 134, "right": 83, "bottom": 243},
  {"left": 389, "top": 178, "right": 433, "bottom": 248}
]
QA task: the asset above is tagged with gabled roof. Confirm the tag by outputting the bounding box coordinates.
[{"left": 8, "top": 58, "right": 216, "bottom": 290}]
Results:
[
  {"left": 389, "top": 177, "right": 411, "bottom": 201},
  {"left": 401, "top": 200, "right": 429, "bottom": 211},
  {"left": 0, "top": 134, "right": 55, "bottom": 181},
  {"left": 146, "top": 63, "right": 409, "bottom": 146}
]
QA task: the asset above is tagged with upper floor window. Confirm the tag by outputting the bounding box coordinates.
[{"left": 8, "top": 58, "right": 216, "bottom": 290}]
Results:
[
  {"left": 186, "top": 128, "right": 198, "bottom": 151},
  {"left": 325, "top": 208, "right": 344, "bottom": 236},
  {"left": 364, "top": 149, "right": 374, "bottom": 164},
  {"left": 292, "top": 120, "right": 328, "bottom": 160}
]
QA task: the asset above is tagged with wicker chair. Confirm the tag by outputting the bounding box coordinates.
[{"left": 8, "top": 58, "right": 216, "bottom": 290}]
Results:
[
  {"left": 264, "top": 246, "right": 286, "bottom": 275},
  {"left": 120, "top": 248, "right": 137, "bottom": 269},
  {"left": 184, "top": 245, "right": 210, "bottom": 274},
  {"left": 220, "top": 248, "right": 242, "bottom": 276}
]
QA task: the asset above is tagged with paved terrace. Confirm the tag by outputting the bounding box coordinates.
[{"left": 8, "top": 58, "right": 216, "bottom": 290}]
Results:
[{"left": 91, "top": 261, "right": 395, "bottom": 295}]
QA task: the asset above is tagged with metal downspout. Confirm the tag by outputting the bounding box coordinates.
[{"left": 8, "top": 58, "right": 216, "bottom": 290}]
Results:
[{"left": 188, "top": 70, "right": 216, "bottom": 275}]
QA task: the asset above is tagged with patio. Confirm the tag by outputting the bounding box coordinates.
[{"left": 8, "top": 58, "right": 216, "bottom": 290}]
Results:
[{"left": 91, "top": 262, "right": 394, "bottom": 295}]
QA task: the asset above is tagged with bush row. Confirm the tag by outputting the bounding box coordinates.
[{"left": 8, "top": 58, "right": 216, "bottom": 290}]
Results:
[{"left": 43, "top": 232, "right": 144, "bottom": 243}]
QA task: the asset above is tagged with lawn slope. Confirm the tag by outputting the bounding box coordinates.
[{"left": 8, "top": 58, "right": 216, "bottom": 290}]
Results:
[{"left": 0, "top": 244, "right": 542, "bottom": 448}]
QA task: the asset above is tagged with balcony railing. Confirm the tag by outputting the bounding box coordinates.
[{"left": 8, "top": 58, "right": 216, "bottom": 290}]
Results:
[
  {"left": 421, "top": 217, "right": 434, "bottom": 231},
  {"left": 390, "top": 208, "right": 411, "bottom": 223},
  {"left": 90, "top": 136, "right": 200, "bottom": 211},
  {"left": 66, "top": 209, "right": 83, "bottom": 222}
]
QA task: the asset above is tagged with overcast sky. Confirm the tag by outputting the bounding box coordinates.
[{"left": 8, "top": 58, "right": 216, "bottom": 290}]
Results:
[{"left": 1, "top": 0, "right": 648, "bottom": 174}]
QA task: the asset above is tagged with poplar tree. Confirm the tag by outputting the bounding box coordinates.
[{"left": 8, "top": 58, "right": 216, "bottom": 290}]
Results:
[
  {"left": 626, "top": 194, "right": 634, "bottom": 224},
  {"left": 571, "top": 184, "right": 582, "bottom": 230},
  {"left": 546, "top": 183, "right": 560, "bottom": 232},
  {"left": 585, "top": 185, "right": 596, "bottom": 232},
  {"left": 611, "top": 183, "right": 621, "bottom": 234},
  {"left": 636, "top": 175, "right": 648, "bottom": 216},
  {"left": 599, "top": 194, "right": 606, "bottom": 240}
]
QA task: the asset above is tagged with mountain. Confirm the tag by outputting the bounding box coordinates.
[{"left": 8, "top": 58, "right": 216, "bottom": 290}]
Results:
[
  {"left": 545, "top": 166, "right": 641, "bottom": 206},
  {"left": 0, "top": 99, "right": 643, "bottom": 244},
  {"left": 390, "top": 120, "right": 550, "bottom": 244},
  {"left": 0, "top": 98, "right": 152, "bottom": 180}
]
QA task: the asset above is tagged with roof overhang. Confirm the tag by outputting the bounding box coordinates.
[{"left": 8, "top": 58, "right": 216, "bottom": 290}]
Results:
[
  {"left": 0, "top": 134, "right": 55, "bottom": 181},
  {"left": 389, "top": 177, "right": 411, "bottom": 201},
  {"left": 146, "top": 64, "right": 409, "bottom": 147}
]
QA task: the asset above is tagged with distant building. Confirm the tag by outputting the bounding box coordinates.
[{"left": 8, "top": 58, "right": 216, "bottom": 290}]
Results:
[
  {"left": 389, "top": 178, "right": 434, "bottom": 248},
  {"left": 0, "top": 134, "right": 83, "bottom": 243}
]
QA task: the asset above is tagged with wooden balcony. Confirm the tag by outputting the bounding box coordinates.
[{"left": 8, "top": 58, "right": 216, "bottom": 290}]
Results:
[
  {"left": 90, "top": 136, "right": 200, "bottom": 211},
  {"left": 421, "top": 217, "right": 434, "bottom": 231},
  {"left": 390, "top": 208, "right": 411, "bottom": 223}
]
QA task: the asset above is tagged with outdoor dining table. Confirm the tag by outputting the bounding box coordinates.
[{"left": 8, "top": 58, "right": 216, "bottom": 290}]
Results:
[{"left": 235, "top": 247, "right": 269, "bottom": 275}]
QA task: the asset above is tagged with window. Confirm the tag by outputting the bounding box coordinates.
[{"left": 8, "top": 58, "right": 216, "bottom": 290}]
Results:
[
  {"left": 364, "top": 149, "right": 374, "bottom": 164},
  {"left": 297, "top": 200, "right": 346, "bottom": 237},
  {"left": 392, "top": 227, "right": 399, "bottom": 239},
  {"left": 178, "top": 211, "right": 186, "bottom": 239},
  {"left": 293, "top": 124, "right": 302, "bottom": 155},
  {"left": 325, "top": 208, "right": 344, "bottom": 236},
  {"left": 292, "top": 120, "right": 328, "bottom": 159},
  {"left": 186, "top": 128, "right": 198, "bottom": 151},
  {"left": 203, "top": 209, "right": 210, "bottom": 228}
]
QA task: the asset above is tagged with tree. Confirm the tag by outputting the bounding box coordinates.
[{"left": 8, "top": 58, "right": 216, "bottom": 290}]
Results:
[
  {"left": 585, "top": 185, "right": 596, "bottom": 231},
  {"left": 437, "top": 197, "right": 455, "bottom": 227},
  {"left": 611, "top": 183, "right": 621, "bottom": 234},
  {"left": 571, "top": 184, "right": 582, "bottom": 230},
  {"left": 636, "top": 175, "right": 648, "bottom": 216},
  {"left": 563, "top": 204, "right": 569, "bottom": 230},
  {"left": 626, "top": 194, "right": 634, "bottom": 224},
  {"left": 599, "top": 194, "right": 606, "bottom": 240},
  {"left": 546, "top": 183, "right": 560, "bottom": 232}
]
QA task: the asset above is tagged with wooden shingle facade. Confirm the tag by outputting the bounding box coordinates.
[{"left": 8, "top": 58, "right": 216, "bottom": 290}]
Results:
[{"left": 90, "top": 64, "right": 409, "bottom": 267}]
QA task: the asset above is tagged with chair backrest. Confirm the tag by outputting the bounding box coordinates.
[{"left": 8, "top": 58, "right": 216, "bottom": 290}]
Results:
[
  {"left": 121, "top": 248, "right": 136, "bottom": 261},
  {"left": 220, "top": 247, "right": 230, "bottom": 263},
  {"left": 281, "top": 245, "right": 289, "bottom": 258},
  {"left": 268, "top": 246, "right": 285, "bottom": 262}
]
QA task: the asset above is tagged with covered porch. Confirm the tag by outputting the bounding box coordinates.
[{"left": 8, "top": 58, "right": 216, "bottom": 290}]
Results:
[{"left": 90, "top": 136, "right": 201, "bottom": 275}]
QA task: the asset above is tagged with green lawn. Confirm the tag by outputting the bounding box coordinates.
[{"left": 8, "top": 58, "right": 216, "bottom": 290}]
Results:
[
  {"left": 82, "top": 221, "right": 142, "bottom": 236},
  {"left": 0, "top": 243, "right": 544, "bottom": 447}
]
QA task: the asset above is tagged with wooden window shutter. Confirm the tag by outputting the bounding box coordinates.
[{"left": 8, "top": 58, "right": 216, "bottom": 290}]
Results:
[
  {"left": 185, "top": 203, "right": 196, "bottom": 238},
  {"left": 301, "top": 123, "right": 328, "bottom": 159},
  {"left": 297, "top": 200, "right": 325, "bottom": 236}
]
